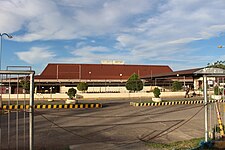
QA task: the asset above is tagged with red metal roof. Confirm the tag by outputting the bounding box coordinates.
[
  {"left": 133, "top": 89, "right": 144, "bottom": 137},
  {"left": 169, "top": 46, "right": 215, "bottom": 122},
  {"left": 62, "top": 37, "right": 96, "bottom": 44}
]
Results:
[
  {"left": 142, "top": 68, "right": 203, "bottom": 79},
  {"left": 35, "top": 63, "right": 173, "bottom": 80}
]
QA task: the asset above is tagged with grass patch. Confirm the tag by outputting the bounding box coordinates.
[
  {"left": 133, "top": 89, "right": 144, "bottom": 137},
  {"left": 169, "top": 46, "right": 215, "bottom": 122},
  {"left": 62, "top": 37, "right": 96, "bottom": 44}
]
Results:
[{"left": 146, "top": 138, "right": 204, "bottom": 150}]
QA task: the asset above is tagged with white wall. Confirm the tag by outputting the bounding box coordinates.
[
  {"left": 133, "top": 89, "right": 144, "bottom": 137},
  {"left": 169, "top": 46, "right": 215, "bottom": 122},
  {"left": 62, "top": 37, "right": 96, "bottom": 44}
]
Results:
[
  {"left": 1, "top": 91, "right": 189, "bottom": 100},
  {"left": 60, "top": 85, "right": 163, "bottom": 94}
]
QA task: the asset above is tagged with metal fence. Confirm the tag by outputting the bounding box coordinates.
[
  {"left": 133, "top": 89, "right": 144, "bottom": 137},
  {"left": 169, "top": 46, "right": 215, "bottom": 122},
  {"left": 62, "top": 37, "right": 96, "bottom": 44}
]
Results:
[{"left": 0, "top": 70, "right": 35, "bottom": 150}]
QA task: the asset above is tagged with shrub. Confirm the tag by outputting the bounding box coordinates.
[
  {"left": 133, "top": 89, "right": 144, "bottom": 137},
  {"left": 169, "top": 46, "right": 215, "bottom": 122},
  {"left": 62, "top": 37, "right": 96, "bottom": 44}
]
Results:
[
  {"left": 172, "top": 81, "right": 182, "bottom": 91},
  {"left": 153, "top": 87, "right": 161, "bottom": 98},
  {"left": 214, "top": 86, "right": 220, "bottom": 95},
  {"left": 67, "top": 88, "right": 77, "bottom": 99},
  {"left": 77, "top": 82, "right": 88, "bottom": 92}
]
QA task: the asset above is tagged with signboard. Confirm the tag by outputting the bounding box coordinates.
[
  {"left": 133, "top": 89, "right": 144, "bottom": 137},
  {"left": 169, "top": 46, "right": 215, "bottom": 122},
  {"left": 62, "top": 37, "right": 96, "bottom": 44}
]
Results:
[{"left": 208, "top": 80, "right": 213, "bottom": 85}]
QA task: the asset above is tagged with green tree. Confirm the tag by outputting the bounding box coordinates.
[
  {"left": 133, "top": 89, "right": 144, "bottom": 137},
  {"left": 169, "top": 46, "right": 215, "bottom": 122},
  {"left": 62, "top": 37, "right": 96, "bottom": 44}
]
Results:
[
  {"left": 125, "top": 73, "right": 143, "bottom": 92},
  {"left": 172, "top": 81, "right": 182, "bottom": 92},
  {"left": 67, "top": 88, "right": 77, "bottom": 99},
  {"left": 207, "top": 61, "right": 225, "bottom": 69},
  {"left": 20, "top": 77, "right": 30, "bottom": 94},
  {"left": 77, "top": 82, "right": 88, "bottom": 92}
]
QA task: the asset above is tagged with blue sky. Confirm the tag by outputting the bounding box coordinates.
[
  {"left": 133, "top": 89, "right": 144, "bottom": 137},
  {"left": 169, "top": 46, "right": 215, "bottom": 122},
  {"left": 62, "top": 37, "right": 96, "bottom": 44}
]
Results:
[{"left": 1, "top": 0, "right": 225, "bottom": 74}]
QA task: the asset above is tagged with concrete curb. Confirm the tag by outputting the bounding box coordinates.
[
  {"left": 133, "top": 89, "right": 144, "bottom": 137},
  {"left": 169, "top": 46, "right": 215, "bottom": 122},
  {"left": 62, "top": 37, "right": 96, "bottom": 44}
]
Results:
[
  {"left": 130, "top": 100, "right": 225, "bottom": 106},
  {"left": 2, "top": 103, "right": 102, "bottom": 110}
]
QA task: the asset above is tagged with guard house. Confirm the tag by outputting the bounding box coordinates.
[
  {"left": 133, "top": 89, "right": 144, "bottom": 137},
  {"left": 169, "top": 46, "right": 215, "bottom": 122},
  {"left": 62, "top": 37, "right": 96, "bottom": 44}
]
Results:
[{"left": 193, "top": 67, "right": 225, "bottom": 142}]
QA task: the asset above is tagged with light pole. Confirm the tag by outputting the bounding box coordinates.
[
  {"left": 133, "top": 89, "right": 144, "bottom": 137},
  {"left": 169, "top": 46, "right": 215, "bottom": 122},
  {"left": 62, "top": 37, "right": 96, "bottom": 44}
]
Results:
[
  {"left": 120, "top": 74, "right": 122, "bottom": 92},
  {"left": 177, "top": 74, "right": 179, "bottom": 81},
  {"left": 89, "top": 72, "right": 92, "bottom": 92},
  {"left": 0, "top": 33, "right": 13, "bottom": 70},
  {"left": 89, "top": 72, "right": 92, "bottom": 81},
  {"left": 0, "top": 33, "right": 12, "bottom": 108}
]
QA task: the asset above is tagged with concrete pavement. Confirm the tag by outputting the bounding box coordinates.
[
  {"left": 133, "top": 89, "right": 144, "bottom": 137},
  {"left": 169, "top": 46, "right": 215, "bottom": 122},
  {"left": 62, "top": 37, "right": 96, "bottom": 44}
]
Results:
[{"left": 0, "top": 98, "right": 212, "bottom": 150}]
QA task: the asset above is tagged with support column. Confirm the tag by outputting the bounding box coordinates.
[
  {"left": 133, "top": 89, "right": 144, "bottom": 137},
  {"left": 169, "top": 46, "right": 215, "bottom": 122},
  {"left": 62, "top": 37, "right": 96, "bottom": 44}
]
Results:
[
  {"left": 29, "top": 72, "right": 34, "bottom": 150},
  {"left": 203, "top": 75, "right": 208, "bottom": 142}
]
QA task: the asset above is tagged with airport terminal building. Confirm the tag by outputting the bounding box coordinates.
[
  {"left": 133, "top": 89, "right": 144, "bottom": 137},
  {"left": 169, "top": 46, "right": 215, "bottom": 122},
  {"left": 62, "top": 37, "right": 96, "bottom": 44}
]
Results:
[
  {"left": 34, "top": 62, "right": 173, "bottom": 93},
  {"left": 1, "top": 61, "right": 211, "bottom": 94}
]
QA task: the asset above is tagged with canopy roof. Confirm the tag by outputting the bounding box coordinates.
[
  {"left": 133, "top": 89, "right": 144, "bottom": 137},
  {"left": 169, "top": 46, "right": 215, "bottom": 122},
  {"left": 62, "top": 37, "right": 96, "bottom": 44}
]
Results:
[
  {"left": 142, "top": 67, "right": 225, "bottom": 80},
  {"left": 194, "top": 67, "right": 225, "bottom": 76}
]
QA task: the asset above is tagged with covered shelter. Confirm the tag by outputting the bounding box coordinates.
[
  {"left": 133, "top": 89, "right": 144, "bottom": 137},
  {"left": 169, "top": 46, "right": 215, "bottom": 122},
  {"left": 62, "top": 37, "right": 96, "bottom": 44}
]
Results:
[{"left": 142, "top": 68, "right": 203, "bottom": 89}]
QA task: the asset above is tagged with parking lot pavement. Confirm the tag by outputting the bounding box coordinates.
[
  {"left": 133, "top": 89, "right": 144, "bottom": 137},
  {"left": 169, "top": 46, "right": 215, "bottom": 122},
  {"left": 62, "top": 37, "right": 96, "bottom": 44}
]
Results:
[{"left": 0, "top": 100, "right": 206, "bottom": 150}]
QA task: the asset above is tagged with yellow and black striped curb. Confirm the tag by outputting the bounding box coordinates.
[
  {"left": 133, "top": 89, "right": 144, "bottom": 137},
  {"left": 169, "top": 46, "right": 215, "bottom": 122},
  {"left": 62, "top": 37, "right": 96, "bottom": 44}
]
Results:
[
  {"left": 1, "top": 103, "right": 102, "bottom": 110},
  {"left": 130, "top": 100, "right": 225, "bottom": 107}
]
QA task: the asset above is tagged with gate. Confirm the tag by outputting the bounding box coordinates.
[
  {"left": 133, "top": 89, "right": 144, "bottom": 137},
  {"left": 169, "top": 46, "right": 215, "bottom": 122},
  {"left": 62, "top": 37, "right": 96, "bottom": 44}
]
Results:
[{"left": 0, "top": 69, "right": 35, "bottom": 150}]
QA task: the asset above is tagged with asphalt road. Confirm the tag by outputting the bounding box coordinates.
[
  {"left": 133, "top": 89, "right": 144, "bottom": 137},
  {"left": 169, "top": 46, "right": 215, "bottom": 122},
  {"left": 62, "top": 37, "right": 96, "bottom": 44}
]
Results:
[{"left": 0, "top": 99, "right": 213, "bottom": 150}]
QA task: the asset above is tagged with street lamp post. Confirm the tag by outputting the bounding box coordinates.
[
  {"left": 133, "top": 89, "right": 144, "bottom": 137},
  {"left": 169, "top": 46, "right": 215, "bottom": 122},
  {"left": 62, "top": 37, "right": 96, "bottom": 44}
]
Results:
[
  {"left": 0, "top": 33, "right": 12, "bottom": 108},
  {"left": 0, "top": 33, "right": 13, "bottom": 70},
  {"left": 89, "top": 72, "right": 92, "bottom": 92},
  {"left": 89, "top": 72, "right": 92, "bottom": 81},
  {"left": 120, "top": 73, "right": 122, "bottom": 81},
  {"left": 120, "top": 74, "right": 122, "bottom": 92},
  {"left": 177, "top": 74, "right": 179, "bottom": 81}
]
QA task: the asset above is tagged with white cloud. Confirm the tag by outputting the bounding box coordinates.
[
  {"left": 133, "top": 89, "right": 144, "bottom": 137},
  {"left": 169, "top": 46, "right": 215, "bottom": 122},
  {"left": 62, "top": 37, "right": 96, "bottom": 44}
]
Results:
[
  {"left": 56, "top": 44, "right": 133, "bottom": 64},
  {"left": 15, "top": 47, "right": 56, "bottom": 64},
  {"left": 0, "top": 0, "right": 153, "bottom": 41},
  {"left": 115, "top": 0, "right": 225, "bottom": 61},
  {"left": 71, "top": 45, "right": 110, "bottom": 58},
  {"left": 2, "top": 0, "right": 225, "bottom": 44},
  {"left": 2, "top": 0, "right": 225, "bottom": 71}
]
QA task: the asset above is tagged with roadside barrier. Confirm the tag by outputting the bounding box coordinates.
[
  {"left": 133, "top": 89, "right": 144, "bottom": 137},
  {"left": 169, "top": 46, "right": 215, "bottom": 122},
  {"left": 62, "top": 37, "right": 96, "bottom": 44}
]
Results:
[
  {"left": 130, "top": 100, "right": 225, "bottom": 107},
  {"left": 2, "top": 103, "right": 102, "bottom": 110}
]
